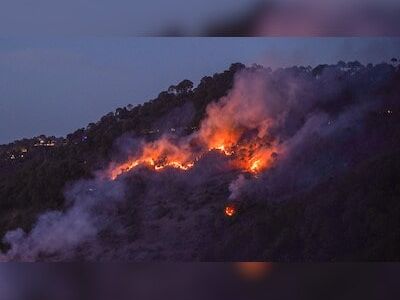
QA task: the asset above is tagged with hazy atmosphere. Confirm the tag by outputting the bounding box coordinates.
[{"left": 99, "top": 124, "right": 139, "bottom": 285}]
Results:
[{"left": 1, "top": 0, "right": 400, "bottom": 297}]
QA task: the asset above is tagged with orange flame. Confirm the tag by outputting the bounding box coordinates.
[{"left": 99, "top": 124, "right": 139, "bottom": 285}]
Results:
[
  {"left": 108, "top": 79, "right": 279, "bottom": 180},
  {"left": 225, "top": 205, "right": 237, "bottom": 217},
  {"left": 108, "top": 137, "right": 196, "bottom": 180},
  {"left": 108, "top": 137, "right": 276, "bottom": 180}
]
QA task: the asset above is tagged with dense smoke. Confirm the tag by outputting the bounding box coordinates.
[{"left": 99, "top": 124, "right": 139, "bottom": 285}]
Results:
[
  {"left": 1, "top": 179, "right": 127, "bottom": 261},
  {"left": 1, "top": 60, "right": 399, "bottom": 261}
]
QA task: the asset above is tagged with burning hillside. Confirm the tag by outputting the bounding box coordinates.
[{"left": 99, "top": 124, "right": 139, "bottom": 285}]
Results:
[
  {"left": 108, "top": 119, "right": 277, "bottom": 179},
  {"left": 108, "top": 135, "right": 275, "bottom": 180},
  {"left": 1, "top": 61, "right": 399, "bottom": 261},
  {"left": 108, "top": 72, "right": 279, "bottom": 180}
]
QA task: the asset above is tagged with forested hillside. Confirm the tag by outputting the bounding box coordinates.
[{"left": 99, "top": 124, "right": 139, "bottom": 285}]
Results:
[{"left": 1, "top": 61, "right": 399, "bottom": 260}]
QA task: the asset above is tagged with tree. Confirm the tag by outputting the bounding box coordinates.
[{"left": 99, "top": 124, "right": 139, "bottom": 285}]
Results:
[
  {"left": 176, "top": 80, "right": 193, "bottom": 94},
  {"left": 158, "top": 91, "right": 170, "bottom": 99},
  {"left": 312, "top": 64, "right": 328, "bottom": 77},
  {"left": 347, "top": 61, "right": 362, "bottom": 70},
  {"left": 337, "top": 61, "right": 346, "bottom": 68},
  {"left": 115, "top": 107, "right": 128, "bottom": 118},
  {"left": 229, "top": 63, "right": 245, "bottom": 72},
  {"left": 87, "top": 123, "right": 96, "bottom": 130},
  {"left": 168, "top": 85, "right": 177, "bottom": 94}
]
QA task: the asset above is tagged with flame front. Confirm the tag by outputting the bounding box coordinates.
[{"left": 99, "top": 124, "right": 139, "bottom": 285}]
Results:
[
  {"left": 108, "top": 78, "right": 279, "bottom": 180},
  {"left": 108, "top": 134, "right": 277, "bottom": 180},
  {"left": 109, "top": 137, "right": 196, "bottom": 180}
]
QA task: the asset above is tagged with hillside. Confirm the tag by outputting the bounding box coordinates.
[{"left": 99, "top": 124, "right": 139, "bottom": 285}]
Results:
[{"left": 0, "top": 61, "right": 399, "bottom": 261}]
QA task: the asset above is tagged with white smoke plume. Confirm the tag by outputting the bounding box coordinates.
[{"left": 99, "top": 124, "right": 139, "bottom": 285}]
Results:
[{"left": 1, "top": 61, "right": 398, "bottom": 260}]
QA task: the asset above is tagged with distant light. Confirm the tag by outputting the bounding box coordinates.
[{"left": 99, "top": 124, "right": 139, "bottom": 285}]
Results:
[{"left": 235, "top": 262, "right": 273, "bottom": 280}]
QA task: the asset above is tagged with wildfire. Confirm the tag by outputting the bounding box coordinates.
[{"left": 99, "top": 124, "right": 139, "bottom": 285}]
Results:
[
  {"left": 108, "top": 139, "right": 276, "bottom": 180},
  {"left": 110, "top": 158, "right": 195, "bottom": 180},
  {"left": 108, "top": 137, "right": 197, "bottom": 180},
  {"left": 107, "top": 82, "right": 280, "bottom": 180},
  {"left": 225, "top": 204, "right": 237, "bottom": 217},
  {"left": 107, "top": 131, "right": 278, "bottom": 180},
  {"left": 154, "top": 161, "right": 194, "bottom": 171},
  {"left": 214, "top": 144, "right": 235, "bottom": 156}
]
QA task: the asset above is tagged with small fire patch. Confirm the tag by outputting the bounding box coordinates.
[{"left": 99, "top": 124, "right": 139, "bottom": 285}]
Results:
[{"left": 225, "top": 205, "right": 236, "bottom": 217}]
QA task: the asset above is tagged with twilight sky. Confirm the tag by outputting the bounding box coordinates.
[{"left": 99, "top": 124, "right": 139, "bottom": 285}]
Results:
[
  {"left": 0, "top": 0, "right": 259, "bottom": 35},
  {"left": 0, "top": 37, "right": 399, "bottom": 144},
  {"left": 1, "top": 0, "right": 399, "bottom": 35}
]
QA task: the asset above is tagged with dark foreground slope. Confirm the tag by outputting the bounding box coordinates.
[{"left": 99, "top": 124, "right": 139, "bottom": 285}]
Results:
[
  {"left": 0, "top": 61, "right": 399, "bottom": 261},
  {"left": 0, "top": 63, "right": 242, "bottom": 252}
]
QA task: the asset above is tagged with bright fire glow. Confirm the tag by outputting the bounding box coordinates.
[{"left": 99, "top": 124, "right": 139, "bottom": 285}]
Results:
[
  {"left": 214, "top": 144, "right": 235, "bottom": 156},
  {"left": 225, "top": 205, "right": 236, "bottom": 217},
  {"left": 108, "top": 138, "right": 276, "bottom": 180},
  {"left": 109, "top": 137, "right": 196, "bottom": 180},
  {"left": 107, "top": 87, "right": 280, "bottom": 180},
  {"left": 250, "top": 160, "right": 261, "bottom": 172}
]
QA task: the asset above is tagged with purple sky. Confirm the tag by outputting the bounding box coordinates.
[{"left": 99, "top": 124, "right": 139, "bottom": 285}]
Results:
[
  {"left": 0, "top": 0, "right": 260, "bottom": 35},
  {"left": 1, "top": 0, "right": 399, "bottom": 35},
  {"left": 0, "top": 37, "right": 399, "bottom": 144}
]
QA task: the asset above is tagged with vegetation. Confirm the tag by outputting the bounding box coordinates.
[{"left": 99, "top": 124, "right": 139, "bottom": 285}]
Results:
[
  {"left": 0, "top": 60, "right": 399, "bottom": 260},
  {"left": 0, "top": 63, "right": 244, "bottom": 245}
]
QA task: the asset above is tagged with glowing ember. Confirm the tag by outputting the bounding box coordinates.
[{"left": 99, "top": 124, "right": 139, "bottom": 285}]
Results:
[
  {"left": 225, "top": 205, "right": 236, "bottom": 217},
  {"left": 235, "top": 262, "right": 273, "bottom": 280}
]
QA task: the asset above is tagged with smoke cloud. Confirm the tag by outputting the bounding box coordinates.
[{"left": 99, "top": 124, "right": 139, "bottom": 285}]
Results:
[{"left": 1, "top": 60, "right": 399, "bottom": 260}]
